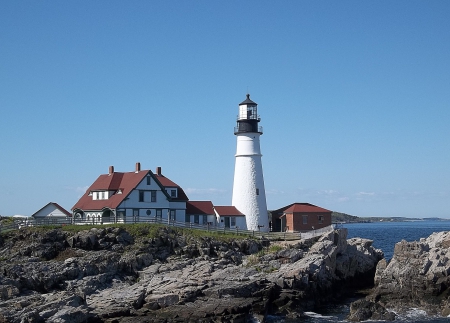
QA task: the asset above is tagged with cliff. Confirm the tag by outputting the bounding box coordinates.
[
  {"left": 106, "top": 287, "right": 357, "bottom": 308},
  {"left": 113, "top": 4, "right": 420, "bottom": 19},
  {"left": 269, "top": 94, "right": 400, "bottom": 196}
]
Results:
[
  {"left": 0, "top": 224, "right": 382, "bottom": 322},
  {"left": 348, "top": 231, "right": 450, "bottom": 321}
]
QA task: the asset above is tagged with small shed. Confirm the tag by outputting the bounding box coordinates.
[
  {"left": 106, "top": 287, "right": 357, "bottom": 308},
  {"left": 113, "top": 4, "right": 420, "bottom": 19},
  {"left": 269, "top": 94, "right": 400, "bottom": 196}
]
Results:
[
  {"left": 31, "top": 202, "right": 71, "bottom": 219},
  {"left": 185, "top": 201, "right": 216, "bottom": 226},
  {"left": 213, "top": 206, "right": 246, "bottom": 230},
  {"left": 271, "top": 203, "right": 332, "bottom": 232}
]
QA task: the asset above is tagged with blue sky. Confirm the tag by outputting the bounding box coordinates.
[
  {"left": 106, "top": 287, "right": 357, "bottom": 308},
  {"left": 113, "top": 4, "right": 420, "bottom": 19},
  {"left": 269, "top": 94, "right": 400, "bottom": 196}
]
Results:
[{"left": 1, "top": 1, "right": 449, "bottom": 218}]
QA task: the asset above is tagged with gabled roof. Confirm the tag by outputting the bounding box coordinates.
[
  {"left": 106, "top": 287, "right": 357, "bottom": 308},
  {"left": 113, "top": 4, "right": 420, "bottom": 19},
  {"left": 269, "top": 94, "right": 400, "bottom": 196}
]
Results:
[
  {"left": 186, "top": 201, "right": 214, "bottom": 215},
  {"left": 214, "top": 206, "right": 245, "bottom": 217},
  {"left": 283, "top": 203, "right": 331, "bottom": 214},
  {"left": 31, "top": 202, "right": 71, "bottom": 217},
  {"left": 154, "top": 173, "right": 189, "bottom": 201},
  {"left": 72, "top": 166, "right": 188, "bottom": 212},
  {"left": 72, "top": 170, "right": 149, "bottom": 211}
]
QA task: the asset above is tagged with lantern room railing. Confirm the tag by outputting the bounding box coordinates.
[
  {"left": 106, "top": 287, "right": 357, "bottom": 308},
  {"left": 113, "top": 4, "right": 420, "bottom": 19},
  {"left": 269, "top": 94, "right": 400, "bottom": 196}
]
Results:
[{"left": 234, "top": 126, "right": 263, "bottom": 134}]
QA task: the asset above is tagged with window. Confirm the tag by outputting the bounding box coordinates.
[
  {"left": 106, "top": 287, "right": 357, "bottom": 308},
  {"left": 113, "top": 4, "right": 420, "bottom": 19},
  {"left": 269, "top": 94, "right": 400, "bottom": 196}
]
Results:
[
  {"left": 156, "top": 209, "right": 162, "bottom": 218},
  {"left": 302, "top": 215, "right": 308, "bottom": 225},
  {"left": 318, "top": 215, "right": 324, "bottom": 224},
  {"left": 185, "top": 214, "right": 190, "bottom": 222},
  {"left": 171, "top": 189, "right": 177, "bottom": 197},
  {"left": 133, "top": 209, "right": 139, "bottom": 217},
  {"left": 256, "top": 188, "right": 259, "bottom": 195},
  {"left": 146, "top": 175, "right": 151, "bottom": 185},
  {"left": 170, "top": 210, "right": 176, "bottom": 221},
  {"left": 202, "top": 215, "right": 208, "bottom": 225},
  {"left": 117, "top": 210, "right": 125, "bottom": 217},
  {"left": 146, "top": 210, "right": 151, "bottom": 216},
  {"left": 194, "top": 214, "right": 199, "bottom": 224},
  {"left": 231, "top": 217, "right": 236, "bottom": 226},
  {"left": 151, "top": 191, "right": 156, "bottom": 202},
  {"left": 139, "top": 191, "right": 144, "bottom": 202}
]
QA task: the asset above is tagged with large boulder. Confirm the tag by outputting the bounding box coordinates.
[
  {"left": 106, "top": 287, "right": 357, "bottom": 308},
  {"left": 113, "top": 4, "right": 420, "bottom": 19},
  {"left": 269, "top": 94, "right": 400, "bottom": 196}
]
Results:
[{"left": 349, "top": 230, "right": 450, "bottom": 320}]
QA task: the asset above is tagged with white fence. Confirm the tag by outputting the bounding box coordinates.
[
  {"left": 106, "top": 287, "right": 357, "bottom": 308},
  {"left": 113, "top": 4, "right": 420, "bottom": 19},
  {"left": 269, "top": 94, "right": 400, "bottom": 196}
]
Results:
[{"left": 1, "top": 217, "right": 335, "bottom": 242}]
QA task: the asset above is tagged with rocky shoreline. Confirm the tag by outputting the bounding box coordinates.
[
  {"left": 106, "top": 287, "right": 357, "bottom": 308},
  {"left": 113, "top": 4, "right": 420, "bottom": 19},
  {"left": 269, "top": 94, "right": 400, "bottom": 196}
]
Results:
[
  {"left": 348, "top": 231, "right": 450, "bottom": 321},
  {"left": 0, "top": 225, "right": 383, "bottom": 322}
]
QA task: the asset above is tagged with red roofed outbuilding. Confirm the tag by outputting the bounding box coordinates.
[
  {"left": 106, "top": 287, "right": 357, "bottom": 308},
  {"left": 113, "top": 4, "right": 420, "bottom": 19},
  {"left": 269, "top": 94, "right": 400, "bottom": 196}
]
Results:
[
  {"left": 31, "top": 202, "right": 71, "bottom": 220},
  {"left": 271, "top": 203, "right": 332, "bottom": 232},
  {"left": 185, "top": 201, "right": 216, "bottom": 226},
  {"left": 213, "top": 206, "right": 247, "bottom": 230}
]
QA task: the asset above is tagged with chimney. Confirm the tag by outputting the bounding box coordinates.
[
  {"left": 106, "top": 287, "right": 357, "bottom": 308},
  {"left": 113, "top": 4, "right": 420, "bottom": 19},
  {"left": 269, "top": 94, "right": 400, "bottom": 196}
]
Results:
[
  {"left": 135, "top": 162, "right": 141, "bottom": 173},
  {"left": 109, "top": 166, "right": 114, "bottom": 175},
  {"left": 156, "top": 166, "right": 162, "bottom": 176}
]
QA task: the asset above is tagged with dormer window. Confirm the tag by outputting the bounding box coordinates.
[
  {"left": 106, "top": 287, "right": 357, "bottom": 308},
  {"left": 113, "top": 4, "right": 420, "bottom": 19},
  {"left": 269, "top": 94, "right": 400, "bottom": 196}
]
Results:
[
  {"left": 92, "top": 191, "right": 109, "bottom": 200},
  {"left": 170, "top": 189, "right": 177, "bottom": 198}
]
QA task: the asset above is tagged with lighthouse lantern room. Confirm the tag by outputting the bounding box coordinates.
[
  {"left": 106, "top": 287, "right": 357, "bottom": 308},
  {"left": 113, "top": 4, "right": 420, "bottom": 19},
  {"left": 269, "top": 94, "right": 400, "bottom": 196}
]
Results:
[{"left": 232, "top": 94, "right": 269, "bottom": 232}]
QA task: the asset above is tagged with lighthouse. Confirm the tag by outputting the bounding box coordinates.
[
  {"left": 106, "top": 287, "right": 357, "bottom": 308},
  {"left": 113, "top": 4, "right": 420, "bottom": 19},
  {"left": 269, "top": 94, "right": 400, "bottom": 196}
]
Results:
[{"left": 232, "top": 94, "right": 269, "bottom": 232}]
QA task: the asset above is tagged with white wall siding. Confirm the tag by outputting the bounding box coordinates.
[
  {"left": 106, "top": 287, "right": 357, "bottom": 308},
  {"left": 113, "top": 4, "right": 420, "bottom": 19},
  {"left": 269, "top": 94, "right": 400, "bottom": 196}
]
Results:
[
  {"left": 33, "top": 204, "right": 68, "bottom": 218},
  {"left": 235, "top": 216, "right": 247, "bottom": 230}
]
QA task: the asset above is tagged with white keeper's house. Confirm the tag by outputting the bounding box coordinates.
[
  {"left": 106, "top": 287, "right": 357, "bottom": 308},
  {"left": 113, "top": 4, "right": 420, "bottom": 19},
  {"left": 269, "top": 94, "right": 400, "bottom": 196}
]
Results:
[
  {"left": 72, "top": 162, "right": 253, "bottom": 230},
  {"left": 72, "top": 163, "right": 189, "bottom": 223}
]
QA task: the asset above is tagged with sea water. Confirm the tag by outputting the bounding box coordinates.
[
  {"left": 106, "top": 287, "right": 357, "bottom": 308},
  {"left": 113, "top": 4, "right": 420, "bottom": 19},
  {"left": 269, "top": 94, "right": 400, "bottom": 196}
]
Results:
[{"left": 269, "top": 220, "right": 450, "bottom": 323}]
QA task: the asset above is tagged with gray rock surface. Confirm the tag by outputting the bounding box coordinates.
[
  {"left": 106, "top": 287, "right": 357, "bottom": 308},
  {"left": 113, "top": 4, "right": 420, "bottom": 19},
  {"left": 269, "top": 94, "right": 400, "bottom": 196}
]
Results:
[
  {"left": 348, "top": 230, "right": 450, "bottom": 321},
  {"left": 0, "top": 226, "right": 382, "bottom": 322}
]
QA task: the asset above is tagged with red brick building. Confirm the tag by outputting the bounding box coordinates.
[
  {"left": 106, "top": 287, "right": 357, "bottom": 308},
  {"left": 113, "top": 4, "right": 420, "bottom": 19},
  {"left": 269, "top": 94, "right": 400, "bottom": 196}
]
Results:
[{"left": 271, "top": 203, "right": 332, "bottom": 232}]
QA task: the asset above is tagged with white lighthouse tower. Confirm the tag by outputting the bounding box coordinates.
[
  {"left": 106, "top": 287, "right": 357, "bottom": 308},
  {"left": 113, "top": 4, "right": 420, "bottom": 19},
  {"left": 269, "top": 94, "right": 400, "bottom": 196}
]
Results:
[{"left": 232, "top": 94, "right": 269, "bottom": 232}]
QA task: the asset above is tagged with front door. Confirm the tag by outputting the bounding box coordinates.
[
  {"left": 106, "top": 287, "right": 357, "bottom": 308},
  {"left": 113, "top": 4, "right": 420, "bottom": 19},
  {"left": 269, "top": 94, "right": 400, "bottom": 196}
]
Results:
[{"left": 224, "top": 217, "right": 230, "bottom": 228}]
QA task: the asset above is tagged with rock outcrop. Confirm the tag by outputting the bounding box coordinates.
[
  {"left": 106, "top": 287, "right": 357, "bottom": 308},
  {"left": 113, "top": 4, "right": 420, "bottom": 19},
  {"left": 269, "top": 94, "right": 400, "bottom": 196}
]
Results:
[
  {"left": 348, "top": 231, "right": 450, "bottom": 321},
  {"left": 0, "top": 225, "right": 382, "bottom": 322}
]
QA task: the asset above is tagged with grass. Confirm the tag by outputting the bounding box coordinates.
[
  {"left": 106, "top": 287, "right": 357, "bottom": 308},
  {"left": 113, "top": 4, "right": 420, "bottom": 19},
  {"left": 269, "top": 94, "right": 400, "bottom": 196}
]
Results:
[
  {"left": 268, "top": 244, "right": 284, "bottom": 253},
  {"left": 11, "top": 223, "right": 251, "bottom": 242}
]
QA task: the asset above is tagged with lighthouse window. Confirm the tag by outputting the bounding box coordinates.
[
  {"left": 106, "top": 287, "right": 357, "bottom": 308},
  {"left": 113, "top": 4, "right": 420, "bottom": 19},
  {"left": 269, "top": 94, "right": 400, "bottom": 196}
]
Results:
[{"left": 256, "top": 188, "right": 259, "bottom": 195}]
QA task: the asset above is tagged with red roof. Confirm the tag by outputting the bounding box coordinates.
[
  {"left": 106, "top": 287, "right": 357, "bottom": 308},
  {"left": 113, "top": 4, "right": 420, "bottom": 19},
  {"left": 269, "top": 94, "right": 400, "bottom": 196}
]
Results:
[
  {"left": 31, "top": 202, "right": 71, "bottom": 217},
  {"left": 72, "top": 168, "right": 188, "bottom": 211},
  {"left": 186, "top": 201, "right": 214, "bottom": 215},
  {"left": 154, "top": 174, "right": 189, "bottom": 201},
  {"left": 214, "top": 206, "right": 245, "bottom": 217},
  {"left": 283, "top": 203, "right": 331, "bottom": 214}
]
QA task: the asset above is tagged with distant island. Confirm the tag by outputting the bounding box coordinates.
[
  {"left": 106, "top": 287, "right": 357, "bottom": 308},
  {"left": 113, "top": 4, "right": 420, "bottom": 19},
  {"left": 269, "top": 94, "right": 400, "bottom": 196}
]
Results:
[{"left": 331, "top": 211, "right": 450, "bottom": 223}]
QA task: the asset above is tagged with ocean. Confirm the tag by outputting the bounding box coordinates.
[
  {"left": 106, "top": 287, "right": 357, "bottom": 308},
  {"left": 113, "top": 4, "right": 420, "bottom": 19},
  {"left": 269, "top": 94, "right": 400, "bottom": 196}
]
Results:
[{"left": 266, "top": 220, "right": 450, "bottom": 323}]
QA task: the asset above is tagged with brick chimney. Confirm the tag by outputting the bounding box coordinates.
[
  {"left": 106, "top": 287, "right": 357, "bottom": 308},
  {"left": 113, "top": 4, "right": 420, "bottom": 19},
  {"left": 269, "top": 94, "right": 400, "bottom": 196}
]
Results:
[
  {"left": 156, "top": 166, "right": 162, "bottom": 176},
  {"left": 109, "top": 166, "right": 114, "bottom": 175},
  {"left": 135, "top": 162, "right": 141, "bottom": 173}
]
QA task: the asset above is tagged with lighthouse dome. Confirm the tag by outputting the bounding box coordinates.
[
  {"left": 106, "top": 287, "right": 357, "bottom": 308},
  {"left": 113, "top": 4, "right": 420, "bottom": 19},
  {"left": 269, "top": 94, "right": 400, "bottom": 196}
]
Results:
[{"left": 239, "top": 94, "right": 257, "bottom": 106}]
